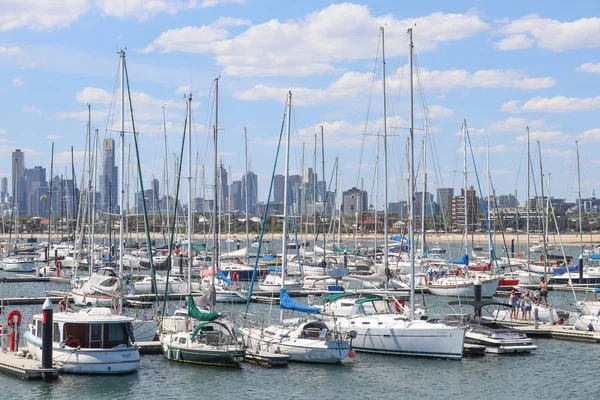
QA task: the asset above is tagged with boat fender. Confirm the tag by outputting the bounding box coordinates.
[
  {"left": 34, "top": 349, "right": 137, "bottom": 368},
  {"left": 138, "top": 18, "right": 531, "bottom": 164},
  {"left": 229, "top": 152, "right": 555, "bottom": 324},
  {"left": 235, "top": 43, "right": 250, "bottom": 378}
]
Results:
[
  {"left": 393, "top": 299, "right": 405, "bottom": 313},
  {"left": 55, "top": 260, "right": 63, "bottom": 269},
  {"left": 7, "top": 310, "right": 22, "bottom": 327},
  {"left": 424, "top": 275, "right": 428, "bottom": 285},
  {"left": 232, "top": 272, "right": 240, "bottom": 281}
]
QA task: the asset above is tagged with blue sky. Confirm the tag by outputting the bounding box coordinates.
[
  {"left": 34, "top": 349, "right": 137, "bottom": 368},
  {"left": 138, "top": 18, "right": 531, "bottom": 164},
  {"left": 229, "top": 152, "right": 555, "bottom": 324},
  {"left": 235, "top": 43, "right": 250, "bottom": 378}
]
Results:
[{"left": 1, "top": 0, "right": 600, "bottom": 209}]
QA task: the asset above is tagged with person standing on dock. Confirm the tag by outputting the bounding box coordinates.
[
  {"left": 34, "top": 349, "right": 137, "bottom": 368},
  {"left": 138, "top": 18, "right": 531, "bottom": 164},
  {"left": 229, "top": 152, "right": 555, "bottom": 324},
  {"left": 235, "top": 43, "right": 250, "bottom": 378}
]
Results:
[
  {"left": 521, "top": 291, "right": 532, "bottom": 321},
  {"left": 537, "top": 277, "right": 548, "bottom": 307},
  {"left": 509, "top": 290, "right": 518, "bottom": 320}
]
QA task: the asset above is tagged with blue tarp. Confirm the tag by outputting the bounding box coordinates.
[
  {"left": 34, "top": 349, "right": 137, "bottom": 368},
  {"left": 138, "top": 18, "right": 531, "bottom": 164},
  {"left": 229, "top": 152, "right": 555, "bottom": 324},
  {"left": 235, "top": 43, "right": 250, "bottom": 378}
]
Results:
[
  {"left": 261, "top": 256, "right": 276, "bottom": 261},
  {"left": 280, "top": 288, "right": 320, "bottom": 314},
  {"left": 217, "top": 269, "right": 233, "bottom": 285},
  {"left": 590, "top": 255, "right": 600, "bottom": 260},
  {"left": 449, "top": 254, "right": 469, "bottom": 265},
  {"left": 268, "top": 267, "right": 282, "bottom": 273},
  {"left": 594, "top": 288, "right": 600, "bottom": 294},
  {"left": 553, "top": 265, "right": 579, "bottom": 274},
  {"left": 390, "top": 236, "right": 409, "bottom": 243}
]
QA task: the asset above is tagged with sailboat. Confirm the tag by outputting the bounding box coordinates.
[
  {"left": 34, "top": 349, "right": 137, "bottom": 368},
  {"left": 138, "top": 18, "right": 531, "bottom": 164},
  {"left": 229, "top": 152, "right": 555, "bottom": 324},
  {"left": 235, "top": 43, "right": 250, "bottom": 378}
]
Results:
[
  {"left": 159, "top": 82, "right": 244, "bottom": 366},
  {"left": 239, "top": 91, "right": 351, "bottom": 364},
  {"left": 320, "top": 28, "right": 465, "bottom": 360}
]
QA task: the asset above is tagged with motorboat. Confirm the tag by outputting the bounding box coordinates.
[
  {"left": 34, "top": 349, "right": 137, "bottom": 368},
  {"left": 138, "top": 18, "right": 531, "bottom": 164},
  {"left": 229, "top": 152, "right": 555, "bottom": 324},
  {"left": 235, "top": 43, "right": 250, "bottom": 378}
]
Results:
[
  {"left": 426, "top": 274, "right": 499, "bottom": 298},
  {"left": 133, "top": 275, "right": 187, "bottom": 295},
  {"left": 72, "top": 267, "right": 121, "bottom": 307},
  {"left": 2, "top": 256, "right": 35, "bottom": 272},
  {"left": 24, "top": 306, "right": 140, "bottom": 374}
]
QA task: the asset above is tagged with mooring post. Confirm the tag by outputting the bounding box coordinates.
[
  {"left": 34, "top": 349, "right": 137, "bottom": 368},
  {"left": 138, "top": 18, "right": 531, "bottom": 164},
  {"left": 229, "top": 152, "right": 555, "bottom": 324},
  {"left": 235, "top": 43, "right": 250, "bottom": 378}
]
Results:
[
  {"left": 474, "top": 277, "right": 482, "bottom": 318},
  {"left": 42, "top": 298, "right": 53, "bottom": 369},
  {"left": 534, "top": 308, "right": 539, "bottom": 329}
]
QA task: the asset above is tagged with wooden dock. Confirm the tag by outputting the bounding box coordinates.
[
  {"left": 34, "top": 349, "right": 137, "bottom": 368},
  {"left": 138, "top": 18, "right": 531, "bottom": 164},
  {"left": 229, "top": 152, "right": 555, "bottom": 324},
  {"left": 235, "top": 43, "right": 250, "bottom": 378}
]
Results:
[
  {"left": 1, "top": 296, "right": 63, "bottom": 305},
  {"left": 503, "top": 321, "right": 600, "bottom": 342},
  {"left": 0, "top": 351, "right": 60, "bottom": 381},
  {"left": 137, "top": 341, "right": 162, "bottom": 355}
]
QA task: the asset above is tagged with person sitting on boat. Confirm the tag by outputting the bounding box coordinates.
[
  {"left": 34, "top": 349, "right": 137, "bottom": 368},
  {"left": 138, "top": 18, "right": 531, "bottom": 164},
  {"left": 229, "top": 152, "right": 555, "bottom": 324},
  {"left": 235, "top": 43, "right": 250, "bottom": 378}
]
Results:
[
  {"left": 58, "top": 295, "right": 69, "bottom": 312},
  {"left": 509, "top": 290, "right": 518, "bottom": 320},
  {"left": 521, "top": 291, "right": 533, "bottom": 321},
  {"left": 537, "top": 277, "right": 548, "bottom": 306}
]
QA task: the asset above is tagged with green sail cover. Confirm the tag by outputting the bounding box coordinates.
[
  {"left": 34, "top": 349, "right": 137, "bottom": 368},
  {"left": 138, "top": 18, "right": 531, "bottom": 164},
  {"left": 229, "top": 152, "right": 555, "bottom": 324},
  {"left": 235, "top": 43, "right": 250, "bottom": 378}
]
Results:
[{"left": 187, "top": 295, "right": 218, "bottom": 322}]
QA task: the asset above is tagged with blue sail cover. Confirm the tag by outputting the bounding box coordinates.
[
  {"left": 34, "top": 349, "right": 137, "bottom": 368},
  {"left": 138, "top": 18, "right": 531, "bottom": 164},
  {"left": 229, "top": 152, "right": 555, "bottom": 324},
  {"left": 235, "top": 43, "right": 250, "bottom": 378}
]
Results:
[
  {"left": 553, "top": 265, "right": 579, "bottom": 275},
  {"left": 217, "top": 269, "right": 233, "bottom": 285},
  {"left": 280, "top": 288, "right": 320, "bottom": 314},
  {"left": 449, "top": 254, "right": 469, "bottom": 265},
  {"left": 590, "top": 255, "right": 600, "bottom": 260},
  {"left": 390, "top": 236, "right": 409, "bottom": 243}
]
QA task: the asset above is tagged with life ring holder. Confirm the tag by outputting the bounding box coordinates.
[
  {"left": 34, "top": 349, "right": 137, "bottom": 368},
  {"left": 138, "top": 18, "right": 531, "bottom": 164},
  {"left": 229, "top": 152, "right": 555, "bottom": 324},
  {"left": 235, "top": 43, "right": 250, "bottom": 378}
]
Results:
[{"left": 7, "top": 310, "right": 22, "bottom": 327}]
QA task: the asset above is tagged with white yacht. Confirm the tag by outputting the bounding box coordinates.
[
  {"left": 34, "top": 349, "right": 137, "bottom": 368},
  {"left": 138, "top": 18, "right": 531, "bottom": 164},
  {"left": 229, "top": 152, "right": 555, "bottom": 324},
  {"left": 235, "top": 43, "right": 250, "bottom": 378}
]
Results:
[{"left": 24, "top": 307, "right": 140, "bottom": 374}]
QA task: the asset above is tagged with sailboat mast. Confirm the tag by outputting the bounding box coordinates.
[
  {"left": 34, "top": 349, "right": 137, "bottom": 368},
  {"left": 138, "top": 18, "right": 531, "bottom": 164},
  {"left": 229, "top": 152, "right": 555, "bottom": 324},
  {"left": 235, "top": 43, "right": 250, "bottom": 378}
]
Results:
[
  {"left": 244, "top": 127, "right": 250, "bottom": 263},
  {"left": 212, "top": 78, "right": 219, "bottom": 300},
  {"left": 420, "top": 134, "right": 426, "bottom": 256},
  {"left": 163, "top": 105, "right": 170, "bottom": 244},
  {"left": 408, "top": 28, "right": 416, "bottom": 319},
  {"left": 280, "top": 91, "right": 292, "bottom": 323},
  {"left": 526, "top": 127, "right": 530, "bottom": 266},
  {"left": 313, "top": 133, "right": 317, "bottom": 244},
  {"left": 187, "top": 93, "right": 193, "bottom": 295},
  {"left": 538, "top": 142, "right": 548, "bottom": 281},
  {"left": 47, "top": 142, "right": 55, "bottom": 264},
  {"left": 119, "top": 49, "right": 126, "bottom": 313},
  {"left": 381, "top": 26, "right": 389, "bottom": 284},
  {"left": 576, "top": 141, "right": 583, "bottom": 257},
  {"left": 320, "top": 126, "right": 326, "bottom": 260},
  {"left": 463, "top": 120, "right": 468, "bottom": 254},
  {"left": 486, "top": 139, "right": 492, "bottom": 261}
]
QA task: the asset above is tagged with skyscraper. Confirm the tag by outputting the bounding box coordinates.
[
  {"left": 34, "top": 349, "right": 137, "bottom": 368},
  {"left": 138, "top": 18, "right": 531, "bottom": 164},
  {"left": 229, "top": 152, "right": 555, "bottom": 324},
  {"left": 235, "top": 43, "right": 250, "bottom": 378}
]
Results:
[
  {"left": 273, "top": 174, "right": 285, "bottom": 204},
  {"left": 12, "top": 149, "right": 24, "bottom": 201},
  {"left": 437, "top": 188, "right": 454, "bottom": 215},
  {"left": 220, "top": 165, "right": 229, "bottom": 211},
  {"left": 230, "top": 180, "right": 242, "bottom": 211},
  {"left": 241, "top": 171, "right": 258, "bottom": 214},
  {"left": 100, "top": 138, "right": 118, "bottom": 213}
]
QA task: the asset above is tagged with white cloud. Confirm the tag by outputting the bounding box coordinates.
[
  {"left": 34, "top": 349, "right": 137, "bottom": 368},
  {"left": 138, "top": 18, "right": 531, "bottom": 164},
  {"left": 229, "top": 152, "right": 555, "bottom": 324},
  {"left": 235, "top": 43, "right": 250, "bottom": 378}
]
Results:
[
  {"left": 466, "top": 117, "right": 547, "bottom": 137},
  {"left": 211, "top": 17, "right": 250, "bottom": 27},
  {"left": 494, "top": 34, "right": 534, "bottom": 50},
  {"left": 11, "top": 76, "right": 23, "bottom": 86},
  {"left": 0, "top": 0, "right": 89, "bottom": 31},
  {"left": 500, "top": 96, "right": 600, "bottom": 113},
  {"left": 0, "top": 129, "right": 6, "bottom": 135},
  {"left": 23, "top": 105, "right": 41, "bottom": 114},
  {"left": 470, "top": 144, "right": 515, "bottom": 154},
  {"left": 516, "top": 130, "right": 569, "bottom": 143},
  {"left": 580, "top": 128, "right": 600, "bottom": 143},
  {"left": 423, "top": 105, "right": 454, "bottom": 118},
  {"left": 0, "top": 46, "right": 22, "bottom": 55},
  {"left": 235, "top": 67, "right": 556, "bottom": 106},
  {"left": 96, "top": 0, "right": 206, "bottom": 21},
  {"left": 496, "top": 14, "right": 600, "bottom": 52},
  {"left": 201, "top": 0, "right": 245, "bottom": 7},
  {"left": 145, "top": 5, "right": 489, "bottom": 77},
  {"left": 55, "top": 150, "right": 85, "bottom": 165},
  {"left": 45, "top": 134, "right": 63, "bottom": 140},
  {"left": 56, "top": 86, "right": 191, "bottom": 123},
  {"left": 576, "top": 63, "right": 600, "bottom": 74}
]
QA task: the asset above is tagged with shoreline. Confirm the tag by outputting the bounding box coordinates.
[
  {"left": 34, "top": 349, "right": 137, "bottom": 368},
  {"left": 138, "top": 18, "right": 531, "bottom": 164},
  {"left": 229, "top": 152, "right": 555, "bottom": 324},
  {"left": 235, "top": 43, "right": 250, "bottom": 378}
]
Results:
[{"left": 6, "top": 232, "right": 597, "bottom": 247}]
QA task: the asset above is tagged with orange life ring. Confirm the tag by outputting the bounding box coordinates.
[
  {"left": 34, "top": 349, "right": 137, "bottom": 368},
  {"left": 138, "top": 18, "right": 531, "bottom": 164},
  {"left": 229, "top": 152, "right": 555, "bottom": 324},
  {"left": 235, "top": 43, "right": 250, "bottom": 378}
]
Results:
[
  {"left": 7, "top": 310, "right": 22, "bottom": 327},
  {"left": 55, "top": 260, "right": 63, "bottom": 269},
  {"left": 232, "top": 272, "right": 240, "bottom": 281}
]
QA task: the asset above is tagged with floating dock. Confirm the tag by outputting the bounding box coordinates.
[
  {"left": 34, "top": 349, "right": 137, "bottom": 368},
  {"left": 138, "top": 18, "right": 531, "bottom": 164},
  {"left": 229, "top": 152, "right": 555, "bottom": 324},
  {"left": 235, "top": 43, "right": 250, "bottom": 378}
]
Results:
[
  {"left": 0, "top": 351, "right": 60, "bottom": 381},
  {"left": 137, "top": 341, "right": 162, "bottom": 355}
]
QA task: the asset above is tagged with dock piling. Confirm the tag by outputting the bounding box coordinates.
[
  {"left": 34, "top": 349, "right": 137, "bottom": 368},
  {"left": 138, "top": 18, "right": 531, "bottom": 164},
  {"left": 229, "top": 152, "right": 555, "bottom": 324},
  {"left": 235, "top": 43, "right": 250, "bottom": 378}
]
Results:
[{"left": 42, "top": 298, "right": 53, "bottom": 369}]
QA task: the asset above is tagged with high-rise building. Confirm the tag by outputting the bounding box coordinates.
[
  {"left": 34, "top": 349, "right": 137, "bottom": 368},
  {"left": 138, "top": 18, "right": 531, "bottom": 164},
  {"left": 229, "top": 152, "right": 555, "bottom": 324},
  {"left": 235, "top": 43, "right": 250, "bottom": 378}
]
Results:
[
  {"left": 241, "top": 172, "right": 258, "bottom": 214},
  {"left": 25, "top": 166, "right": 47, "bottom": 216},
  {"left": 12, "top": 149, "right": 25, "bottom": 212},
  {"left": 220, "top": 165, "right": 229, "bottom": 211},
  {"left": 449, "top": 186, "right": 480, "bottom": 229},
  {"left": 273, "top": 174, "right": 285, "bottom": 204},
  {"left": 230, "top": 180, "right": 242, "bottom": 211},
  {"left": 1, "top": 177, "right": 7, "bottom": 202},
  {"left": 100, "top": 138, "right": 118, "bottom": 214},
  {"left": 437, "top": 188, "right": 454, "bottom": 215},
  {"left": 342, "top": 187, "right": 368, "bottom": 214}
]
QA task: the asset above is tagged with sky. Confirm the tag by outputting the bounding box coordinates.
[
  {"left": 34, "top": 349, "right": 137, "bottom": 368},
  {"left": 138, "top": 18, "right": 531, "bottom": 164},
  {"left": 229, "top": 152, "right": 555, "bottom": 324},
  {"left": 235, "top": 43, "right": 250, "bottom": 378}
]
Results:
[{"left": 1, "top": 0, "right": 600, "bottom": 209}]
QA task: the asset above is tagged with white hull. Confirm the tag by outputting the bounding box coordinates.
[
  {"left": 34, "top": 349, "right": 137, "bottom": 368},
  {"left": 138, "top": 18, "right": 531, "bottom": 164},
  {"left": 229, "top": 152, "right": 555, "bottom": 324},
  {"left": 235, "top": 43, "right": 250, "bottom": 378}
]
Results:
[
  {"left": 340, "top": 320, "right": 464, "bottom": 359},
  {"left": 427, "top": 279, "right": 499, "bottom": 298},
  {"left": 24, "top": 333, "right": 140, "bottom": 374},
  {"left": 239, "top": 326, "right": 350, "bottom": 363},
  {"left": 133, "top": 281, "right": 187, "bottom": 295},
  {"left": 3, "top": 260, "right": 35, "bottom": 272},
  {"left": 72, "top": 289, "right": 116, "bottom": 307}
]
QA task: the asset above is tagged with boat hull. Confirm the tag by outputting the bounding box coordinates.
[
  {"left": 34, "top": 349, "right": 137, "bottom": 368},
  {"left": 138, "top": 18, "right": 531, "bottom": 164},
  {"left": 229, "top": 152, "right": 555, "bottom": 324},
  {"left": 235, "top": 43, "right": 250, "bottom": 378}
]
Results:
[
  {"left": 3, "top": 260, "right": 35, "bottom": 272},
  {"left": 161, "top": 341, "right": 244, "bottom": 366},
  {"left": 345, "top": 324, "right": 464, "bottom": 360},
  {"left": 427, "top": 279, "right": 499, "bottom": 298},
  {"left": 24, "top": 332, "right": 140, "bottom": 374}
]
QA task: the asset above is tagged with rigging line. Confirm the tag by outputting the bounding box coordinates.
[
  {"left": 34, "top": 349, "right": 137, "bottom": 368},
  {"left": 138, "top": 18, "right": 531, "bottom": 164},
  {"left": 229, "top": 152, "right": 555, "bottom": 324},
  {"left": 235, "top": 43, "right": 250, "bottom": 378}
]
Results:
[
  {"left": 356, "top": 31, "right": 382, "bottom": 187},
  {"left": 104, "top": 58, "right": 122, "bottom": 136},
  {"left": 245, "top": 97, "right": 289, "bottom": 316},
  {"left": 514, "top": 139, "right": 527, "bottom": 193}
]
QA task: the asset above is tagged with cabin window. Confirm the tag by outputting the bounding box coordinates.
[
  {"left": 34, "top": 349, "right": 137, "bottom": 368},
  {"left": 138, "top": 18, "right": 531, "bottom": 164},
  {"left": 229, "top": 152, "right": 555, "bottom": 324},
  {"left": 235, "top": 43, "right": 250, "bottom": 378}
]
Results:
[
  {"left": 104, "top": 323, "right": 128, "bottom": 348},
  {"left": 53, "top": 323, "right": 61, "bottom": 342},
  {"left": 36, "top": 320, "right": 42, "bottom": 338},
  {"left": 90, "top": 324, "right": 102, "bottom": 348},
  {"left": 65, "top": 323, "right": 90, "bottom": 348},
  {"left": 362, "top": 302, "right": 376, "bottom": 316},
  {"left": 373, "top": 300, "right": 391, "bottom": 314},
  {"left": 179, "top": 337, "right": 186, "bottom": 344}
]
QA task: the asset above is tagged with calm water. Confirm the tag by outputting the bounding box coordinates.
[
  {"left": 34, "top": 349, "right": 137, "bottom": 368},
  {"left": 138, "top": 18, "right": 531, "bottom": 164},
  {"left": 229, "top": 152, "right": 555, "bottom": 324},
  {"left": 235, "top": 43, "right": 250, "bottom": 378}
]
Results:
[{"left": 0, "top": 240, "right": 595, "bottom": 400}]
